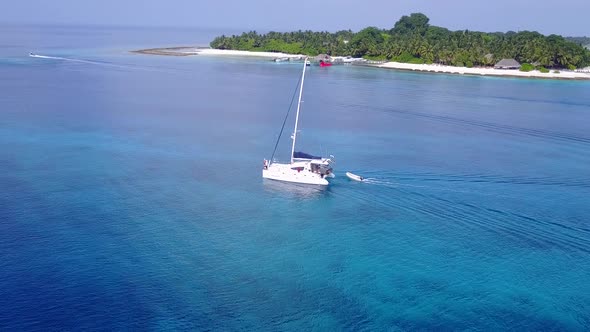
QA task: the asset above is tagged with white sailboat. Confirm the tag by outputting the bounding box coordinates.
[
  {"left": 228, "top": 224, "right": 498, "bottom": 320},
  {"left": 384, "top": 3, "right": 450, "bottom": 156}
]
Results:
[{"left": 263, "top": 59, "right": 334, "bottom": 185}]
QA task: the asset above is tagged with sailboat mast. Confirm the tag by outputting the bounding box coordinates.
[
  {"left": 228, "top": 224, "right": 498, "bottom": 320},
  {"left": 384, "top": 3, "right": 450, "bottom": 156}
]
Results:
[{"left": 290, "top": 58, "right": 307, "bottom": 164}]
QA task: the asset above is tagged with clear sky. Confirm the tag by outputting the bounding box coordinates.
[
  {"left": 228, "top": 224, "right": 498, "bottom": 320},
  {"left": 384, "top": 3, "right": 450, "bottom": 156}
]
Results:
[{"left": 4, "top": 0, "right": 589, "bottom": 36}]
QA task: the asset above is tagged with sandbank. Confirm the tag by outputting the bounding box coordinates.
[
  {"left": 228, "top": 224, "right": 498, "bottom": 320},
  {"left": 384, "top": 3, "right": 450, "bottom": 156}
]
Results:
[
  {"left": 131, "top": 47, "right": 199, "bottom": 56},
  {"left": 132, "top": 47, "right": 304, "bottom": 59}
]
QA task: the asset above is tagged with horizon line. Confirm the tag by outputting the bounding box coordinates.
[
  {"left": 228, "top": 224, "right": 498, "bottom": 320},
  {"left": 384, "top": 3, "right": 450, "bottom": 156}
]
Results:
[{"left": 0, "top": 21, "right": 587, "bottom": 38}]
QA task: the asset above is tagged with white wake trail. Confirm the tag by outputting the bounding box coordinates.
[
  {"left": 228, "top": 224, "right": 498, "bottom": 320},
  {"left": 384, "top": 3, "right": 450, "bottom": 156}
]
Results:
[
  {"left": 348, "top": 175, "right": 521, "bottom": 199},
  {"left": 30, "top": 54, "right": 100, "bottom": 65},
  {"left": 29, "top": 53, "right": 184, "bottom": 74}
]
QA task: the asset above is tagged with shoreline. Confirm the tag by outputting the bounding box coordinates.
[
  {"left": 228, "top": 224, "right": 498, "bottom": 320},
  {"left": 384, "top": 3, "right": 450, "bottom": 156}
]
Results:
[
  {"left": 131, "top": 47, "right": 590, "bottom": 80},
  {"left": 375, "top": 62, "right": 590, "bottom": 80}
]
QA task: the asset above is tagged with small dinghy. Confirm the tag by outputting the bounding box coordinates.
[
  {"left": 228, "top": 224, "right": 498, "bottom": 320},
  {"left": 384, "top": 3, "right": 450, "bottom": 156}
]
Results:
[{"left": 346, "top": 172, "right": 365, "bottom": 182}]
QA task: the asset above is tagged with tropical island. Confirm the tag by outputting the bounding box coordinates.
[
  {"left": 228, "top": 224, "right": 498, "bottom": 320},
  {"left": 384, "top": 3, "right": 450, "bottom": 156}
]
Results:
[
  {"left": 133, "top": 13, "right": 590, "bottom": 80},
  {"left": 210, "top": 13, "right": 589, "bottom": 70}
]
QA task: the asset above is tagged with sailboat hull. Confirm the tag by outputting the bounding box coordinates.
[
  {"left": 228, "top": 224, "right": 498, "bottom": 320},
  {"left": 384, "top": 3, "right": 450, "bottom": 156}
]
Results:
[{"left": 263, "top": 163, "right": 329, "bottom": 186}]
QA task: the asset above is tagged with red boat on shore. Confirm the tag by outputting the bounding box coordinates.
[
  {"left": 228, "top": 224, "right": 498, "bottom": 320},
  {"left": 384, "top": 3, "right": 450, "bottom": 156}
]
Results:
[{"left": 319, "top": 60, "right": 332, "bottom": 67}]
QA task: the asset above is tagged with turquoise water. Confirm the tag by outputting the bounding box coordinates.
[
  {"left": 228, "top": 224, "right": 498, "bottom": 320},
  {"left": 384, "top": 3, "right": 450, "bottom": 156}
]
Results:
[{"left": 1, "top": 25, "right": 590, "bottom": 330}]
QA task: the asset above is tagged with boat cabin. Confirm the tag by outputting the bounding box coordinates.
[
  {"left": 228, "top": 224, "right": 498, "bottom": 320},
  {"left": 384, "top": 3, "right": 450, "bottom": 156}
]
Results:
[{"left": 310, "top": 160, "right": 333, "bottom": 177}]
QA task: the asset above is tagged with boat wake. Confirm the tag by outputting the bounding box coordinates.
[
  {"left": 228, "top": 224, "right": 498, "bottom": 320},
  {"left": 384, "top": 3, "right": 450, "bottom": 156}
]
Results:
[
  {"left": 28, "top": 53, "right": 177, "bottom": 73},
  {"left": 30, "top": 53, "right": 115, "bottom": 66},
  {"left": 343, "top": 168, "right": 587, "bottom": 196},
  {"left": 355, "top": 170, "right": 590, "bottom": 190},
  {"left": 362, "top": 178, "right": 515, "bottom": 199},
  {"left": 334, "top": 171, "right": 590, "bottom": 254}
]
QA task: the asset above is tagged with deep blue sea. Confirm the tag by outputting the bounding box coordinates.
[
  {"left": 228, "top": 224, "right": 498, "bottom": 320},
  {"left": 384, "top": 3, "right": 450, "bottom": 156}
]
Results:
[{"left": 1, "top": 25, "right": 590, "bottom": 330}]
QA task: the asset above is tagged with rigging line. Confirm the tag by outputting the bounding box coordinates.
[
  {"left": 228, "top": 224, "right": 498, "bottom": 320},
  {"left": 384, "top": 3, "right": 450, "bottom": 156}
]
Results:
[{"left": 269, "top": 73, "right": 303, "bottom": 163}]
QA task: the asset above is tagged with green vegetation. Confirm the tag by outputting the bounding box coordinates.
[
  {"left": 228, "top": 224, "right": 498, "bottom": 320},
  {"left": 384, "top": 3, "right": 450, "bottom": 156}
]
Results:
[
  {"left": 538, "top": 66, "right": 549, "bottom": 73},
  {"left": 210, "top": 13, "right": 590, "bottom": 69},
  {"left": 392, "top": 51, "right": 424, "bottom": 64},
  {"left": 520, "top": 63, "right": 534, "bottom": 72}
]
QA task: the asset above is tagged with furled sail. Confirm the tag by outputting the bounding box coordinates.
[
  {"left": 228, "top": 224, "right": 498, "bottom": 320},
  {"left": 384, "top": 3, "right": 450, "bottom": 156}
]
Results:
[{"left": 293, "top": 151, "right": 322, "bottom": 159}]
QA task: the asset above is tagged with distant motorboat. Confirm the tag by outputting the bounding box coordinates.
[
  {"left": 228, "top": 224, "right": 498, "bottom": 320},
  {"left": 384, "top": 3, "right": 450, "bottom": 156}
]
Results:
[
  {"left": 333, "top": 56, "right": 365, "bottom": 65},
  {"left": 342, "top": 56, "right": 355, "bottom": 63},
  {"left": 274, "top": 57, "right": 290, "bottom": 62}
]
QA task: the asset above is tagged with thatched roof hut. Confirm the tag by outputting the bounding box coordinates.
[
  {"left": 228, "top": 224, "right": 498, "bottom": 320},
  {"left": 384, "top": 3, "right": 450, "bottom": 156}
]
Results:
[{"left": 494, "top": 59, "right": 520, "bottom": 69}]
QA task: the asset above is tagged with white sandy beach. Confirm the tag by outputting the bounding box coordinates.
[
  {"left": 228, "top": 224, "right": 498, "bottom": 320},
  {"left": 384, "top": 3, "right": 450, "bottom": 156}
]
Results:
[
  {"left": 377, "top": 62, "right": 590, "bottom": 80},
  {"left": 195, "top": 48, "right": 304, "bottom": 59}
]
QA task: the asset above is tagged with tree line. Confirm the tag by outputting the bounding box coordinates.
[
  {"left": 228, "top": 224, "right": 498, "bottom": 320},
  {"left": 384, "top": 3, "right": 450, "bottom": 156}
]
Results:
[
  {"left": 210, "top": 13, "right": 590, "bottom": 69},
  {"left": 566, "top": 37, "right": 590, "bottom": 48}
]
